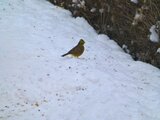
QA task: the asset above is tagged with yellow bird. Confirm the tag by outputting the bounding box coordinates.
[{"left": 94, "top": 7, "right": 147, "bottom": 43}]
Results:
[{"left": 61, "top": 39, "right": 85, "bottom": 58}]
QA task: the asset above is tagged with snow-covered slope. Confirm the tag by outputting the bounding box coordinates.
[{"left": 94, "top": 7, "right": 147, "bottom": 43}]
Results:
[{"left": 0, "top": 0, "right": 160, "bottom": 120}]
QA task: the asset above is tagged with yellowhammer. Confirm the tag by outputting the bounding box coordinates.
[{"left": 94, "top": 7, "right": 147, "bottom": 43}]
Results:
[{"left": 61, "top": 39, "right": 85, "bottom": 57}]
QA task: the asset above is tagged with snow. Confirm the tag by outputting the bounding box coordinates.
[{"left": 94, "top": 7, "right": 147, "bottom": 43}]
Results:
[
  {"left": 72, "top": 0, "right": 78, "bottom": 3},
  {"left": 0, "top": 0, "right": 160, "bottom": 120},
  {"left": 90, "top": 8, "right": 96, "bottom": 13},
  {"left": 149, "top": 25, "right": 159, "bottom": 43},
  {"left": 132, "top": 9, "right": 143, "bottom": 26},
  {"left": 130, "top": 0, "right": 138, "bottom": 4},
  {"left": 122, "top": 44, "right": 130, "bottom": 53},
  {"left": 157, "top": 48, "right": 160, "bottom": 53}
]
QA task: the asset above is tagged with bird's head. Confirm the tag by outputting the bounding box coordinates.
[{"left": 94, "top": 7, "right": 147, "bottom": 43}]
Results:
[{"left": 78, "top": 39, "right": 85, "bottom": 45}]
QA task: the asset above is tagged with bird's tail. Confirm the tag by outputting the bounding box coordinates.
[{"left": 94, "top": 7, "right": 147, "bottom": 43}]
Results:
[{"left": 61, "top": 53, "right": 69, "bottom": 57}]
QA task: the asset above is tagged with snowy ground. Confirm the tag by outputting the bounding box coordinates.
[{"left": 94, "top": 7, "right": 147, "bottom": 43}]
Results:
[{"left": 0, "top": 0, "right": 160, "bottom": 120}]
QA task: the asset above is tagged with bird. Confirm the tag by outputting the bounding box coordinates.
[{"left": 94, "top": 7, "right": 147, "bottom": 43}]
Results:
[{"left": 61, "top": 39, "right": 85, "bottom": 58}]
